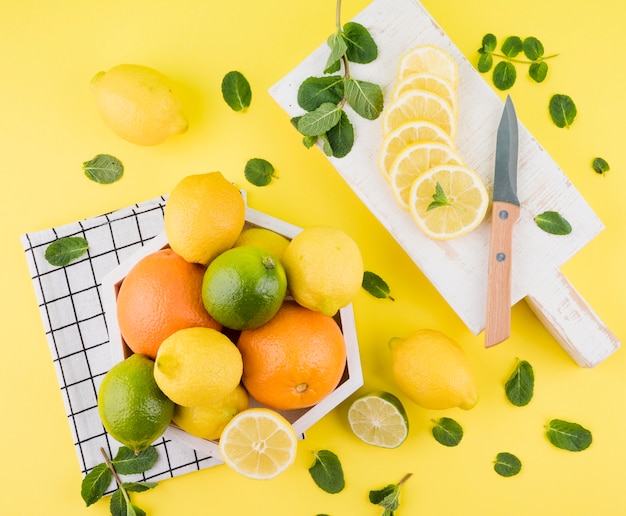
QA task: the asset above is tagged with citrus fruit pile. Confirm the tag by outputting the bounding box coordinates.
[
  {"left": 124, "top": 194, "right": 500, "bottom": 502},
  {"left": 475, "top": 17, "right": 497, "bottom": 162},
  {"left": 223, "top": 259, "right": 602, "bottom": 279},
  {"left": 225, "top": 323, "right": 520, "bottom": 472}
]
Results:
[
  {"left": 379, "top": 44, "right": 489, "bottom": 240},
  {"left": 98, "top": 171, "right": 363, "bottom": 479}
]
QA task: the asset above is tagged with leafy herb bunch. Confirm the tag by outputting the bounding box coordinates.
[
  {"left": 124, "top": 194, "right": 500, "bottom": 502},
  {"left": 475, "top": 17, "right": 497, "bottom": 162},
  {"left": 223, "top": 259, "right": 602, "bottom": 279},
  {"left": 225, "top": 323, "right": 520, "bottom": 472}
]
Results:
[{"left": 291, "top": 1, "right": 383, "bottom": 158}]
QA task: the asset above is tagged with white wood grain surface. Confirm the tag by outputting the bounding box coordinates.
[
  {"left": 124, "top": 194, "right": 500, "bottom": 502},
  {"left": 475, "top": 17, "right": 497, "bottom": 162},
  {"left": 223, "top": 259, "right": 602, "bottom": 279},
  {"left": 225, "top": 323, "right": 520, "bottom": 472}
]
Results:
[{"left": 269, "top": 0, "right": 620, "bottom": 366}]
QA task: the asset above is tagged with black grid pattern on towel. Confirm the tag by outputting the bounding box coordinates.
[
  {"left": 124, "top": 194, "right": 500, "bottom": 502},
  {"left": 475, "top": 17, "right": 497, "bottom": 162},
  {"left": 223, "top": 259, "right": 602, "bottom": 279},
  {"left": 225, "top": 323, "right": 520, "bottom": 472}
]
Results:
[{"left": 20, "top": 196, "right": 221, "bottom": 486}]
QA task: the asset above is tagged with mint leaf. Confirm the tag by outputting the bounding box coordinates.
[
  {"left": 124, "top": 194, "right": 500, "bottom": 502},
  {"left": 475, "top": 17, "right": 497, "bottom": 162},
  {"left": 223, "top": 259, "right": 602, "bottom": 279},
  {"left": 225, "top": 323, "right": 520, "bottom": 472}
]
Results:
[
  {"left": 494, "top": 452, "right": 522, "bottom": 477},
  {"left": 432, "top": 417, "right": 463, "bottom": 447},
  {"left": 505, "top": 359, "right": 534, "bottom": 407},
  {"left": 325, "top": 110, "right": 354, "bottom": 158},
  {"left": 83, "top": 154, "right": 124, "bottom": 184},
  {"left": 493, "top": 61, "right": 516, "bottom": 90},
  {"left": 81, "top": 463, "right": 112, "bottom": 506},
  {"left": 546, "top": 419, "right": 592, "bottom": 451},
  {"left": 221, "top": 71, "right": 252, "bottom": 112},
  {"left": 110, "top": 490, "right": 146, "bottom": 516},
  {"left": 592, "top": 157, "right": 610, "bottom": 175},
  {"left": 244, "top": 158, "right": 275, "bottom": 186},
  {"left": 549, "top": 94, "right": 577, "bottom": 128},
  {"left": 343, "top": 22, "right": 378, "bottom": 64},
  {"left": 45, "top": 236, "right": 89, "bottom": 267},
  {"left": 308, "top": 450, "right": 345, "bottom": 494},
  {"left": 343, "top": 78, "right": 383, "bottom": 120},
  {"left": 427, "top": 182, "right": 451, "bottom": 210},
  {"left": 481, "top": 33, "right": 497, "bottom": 53},
  {"left": 477, "top": 52, "right": 493, "bottom": 73},
  {"left": 369, "top": 474, "right": 412, "bottom": 513},
  {"left": 297, "top": 102, "right": 342, "bottom": 136},
  {"left": 522, "top": 37, "right": 544, "bottom": 60},
  {"left": 362, "top": 271, "right": 394, "bottom": 300},
  {"left": 112, "top": 446, "right": 158, "bottom": 475},
  {"left": 122, "top": 482, "right": 158, "bottom": 493},
  {"left": 501, "top": 36, "right": 523, "bottom": 58},
  {"left": 297, "top": 76, "right": 344, "bottom": 111},
  {"left": 529, "top": 61, "right": 548, "bottom": 83},
  {"left": 325, "top": 31, "right": 348, "bottom": 73},
  {"left": 534, "top": 211, "right": 572, "bottom": 235}
]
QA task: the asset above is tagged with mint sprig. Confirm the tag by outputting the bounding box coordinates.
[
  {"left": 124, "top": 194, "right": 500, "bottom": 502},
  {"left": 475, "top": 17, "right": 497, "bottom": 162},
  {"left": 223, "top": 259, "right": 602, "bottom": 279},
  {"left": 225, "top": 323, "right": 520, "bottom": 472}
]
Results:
[
  {"left": 477, "top": 33, "right": 558, "bottom": 90},
  {"left": 291, "top": 0, "right": 382, "bottom": 158},
  {"left": 81, "top": 446, "right": 158, "bottom": 514},
  {"left": 369, "top": 473, "right": 412, "bottom": 515}
]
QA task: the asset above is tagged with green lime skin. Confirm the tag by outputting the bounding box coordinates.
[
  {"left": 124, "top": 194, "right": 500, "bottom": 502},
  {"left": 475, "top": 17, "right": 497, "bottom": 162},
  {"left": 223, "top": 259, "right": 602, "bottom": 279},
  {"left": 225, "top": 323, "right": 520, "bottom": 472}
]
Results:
[
  {"left": 98, "top": 354, "right": 175, "bottom": 453},
  {"left": 202, "top": 245, "right": 287, "bottom": 330}
]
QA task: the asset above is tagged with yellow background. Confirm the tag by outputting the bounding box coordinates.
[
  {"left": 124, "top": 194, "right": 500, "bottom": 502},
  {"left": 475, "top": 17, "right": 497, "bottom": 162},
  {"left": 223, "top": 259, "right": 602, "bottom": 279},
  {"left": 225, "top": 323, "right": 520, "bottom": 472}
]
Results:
[{"left": 2, "top": 0, "right": 625, "bottom": 514}]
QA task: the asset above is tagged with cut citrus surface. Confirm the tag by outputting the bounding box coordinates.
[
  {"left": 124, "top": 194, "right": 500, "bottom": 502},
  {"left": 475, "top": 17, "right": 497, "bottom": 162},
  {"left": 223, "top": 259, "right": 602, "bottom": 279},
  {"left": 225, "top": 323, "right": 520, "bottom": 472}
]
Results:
[
  {"left": 218, "top": 408, "right": 298, "bottom": 480},
  {"left": 378, "top": 120, "right": 456, "bottom": 180},
  {"left": 348, "top": 391, "right": 409, "bottom": 448},
  {"left": 391, "top": 72, "right": 458, "bottom": 116},
  {"left": 388, "top": 141, "right": 463, "bottom": 210},
  {"left": 408, "top": 163, "right": 489, "bottom": 240},
  {"left": 382, "top": 89, "right": 457, "bottom": 138},
  {"left": 396, "top": 44, "right": 458, "bottom": 87}
]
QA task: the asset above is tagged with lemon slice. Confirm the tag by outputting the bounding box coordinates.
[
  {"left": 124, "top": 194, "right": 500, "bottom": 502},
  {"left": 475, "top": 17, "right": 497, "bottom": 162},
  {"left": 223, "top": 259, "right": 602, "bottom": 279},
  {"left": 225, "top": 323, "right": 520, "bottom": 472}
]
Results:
[
  {"left": 391, "top": 72, "right": 458, "bottom": 116},
  {"left": 382, "top": 89, "right": 457, "bottom": 138},
  {"left": 396, "top": 44, "right": 458, "bottom": 86},
  {"left": 218, "top": 408, "right": 297, "bottom": 479},
  {"left": 408, "top": 163, "right": 489, "bottom": 240},
  {"left": 348, "top": 391, "right": 409, "bottom": 448},
  {"left": 388, "top": 141, "right": 463, "bottom": 209},
  {"left": 378, "top": 120, "right": 456, "bottom": 180}
]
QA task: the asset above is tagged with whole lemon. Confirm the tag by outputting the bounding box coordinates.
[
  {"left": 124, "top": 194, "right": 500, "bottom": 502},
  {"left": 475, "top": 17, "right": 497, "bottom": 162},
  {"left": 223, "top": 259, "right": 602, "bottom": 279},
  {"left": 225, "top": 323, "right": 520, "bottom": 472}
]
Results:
[
  {"left": 154, "top": 327, "right": 243, "bottom": 407},
  {"left": 202, "top": 246, "right": 287, "bottom": 330},
  {"left": 90, "top": 64, "right": 188, "bottom": 145},
  {"left": 172, "top": 384, "right": 249, "bottom": 441},
  {"left": 234, "top": 227, "right": 290, "bottom": 261},
  {"left": 164, "top": 172, "right": 246, "bottom": 265},
  {"left": 281, "top": 226, "right": 363, "bottom": 317},
  {"left": 98, "top": 354, "right": 174, "bottom": 453},
  {"left": 389, "top": 329, "right": 478, "bottom": 410}
]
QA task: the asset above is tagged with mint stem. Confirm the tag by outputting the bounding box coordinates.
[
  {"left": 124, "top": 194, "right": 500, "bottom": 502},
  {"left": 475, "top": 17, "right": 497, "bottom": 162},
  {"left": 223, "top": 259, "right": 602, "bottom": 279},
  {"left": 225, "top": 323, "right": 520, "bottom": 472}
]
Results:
[
  {"left": 335, "top": 0, "right": 342, "bottom": 31},
  {"left": 397, "top": 472, "right": 413, "bottom": 486},
  {"left": 100, "top": 447, "right": 131, "bottom": 505},
  {"left": 490, "top": 52, "right": 559, "bottom": 64}
]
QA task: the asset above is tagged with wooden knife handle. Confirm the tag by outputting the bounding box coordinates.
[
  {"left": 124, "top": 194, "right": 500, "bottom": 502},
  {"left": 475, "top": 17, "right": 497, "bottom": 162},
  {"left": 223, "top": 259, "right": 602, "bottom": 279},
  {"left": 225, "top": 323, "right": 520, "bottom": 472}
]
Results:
[{"left": 485, "top": 201, "right": 520, "bottom": 347}]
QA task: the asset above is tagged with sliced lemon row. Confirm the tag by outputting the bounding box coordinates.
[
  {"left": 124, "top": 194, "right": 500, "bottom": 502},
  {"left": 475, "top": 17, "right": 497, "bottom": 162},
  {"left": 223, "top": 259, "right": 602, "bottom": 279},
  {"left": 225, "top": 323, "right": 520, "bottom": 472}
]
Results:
[{"left": 408, "top": 164, "right": 489, "bottom": 240}]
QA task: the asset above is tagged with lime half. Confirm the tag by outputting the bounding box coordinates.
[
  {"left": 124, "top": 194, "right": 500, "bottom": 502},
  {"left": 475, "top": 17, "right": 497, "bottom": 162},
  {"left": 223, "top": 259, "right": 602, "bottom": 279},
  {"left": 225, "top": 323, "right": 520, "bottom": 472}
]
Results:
[{"left": 348, "top": 391, "right": 409, "bottom": 448}]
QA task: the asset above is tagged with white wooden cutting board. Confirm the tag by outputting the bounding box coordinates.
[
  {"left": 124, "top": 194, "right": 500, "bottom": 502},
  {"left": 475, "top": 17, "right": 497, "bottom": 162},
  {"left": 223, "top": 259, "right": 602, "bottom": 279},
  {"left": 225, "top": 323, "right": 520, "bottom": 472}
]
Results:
[{"left": 269, "top": 0, "right": 620, "bottom": 366}]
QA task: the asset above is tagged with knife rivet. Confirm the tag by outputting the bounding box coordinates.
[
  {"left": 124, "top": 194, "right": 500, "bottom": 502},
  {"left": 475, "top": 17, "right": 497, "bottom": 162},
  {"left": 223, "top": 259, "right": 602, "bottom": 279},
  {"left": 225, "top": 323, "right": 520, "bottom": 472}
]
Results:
[
  {"left": 499, "top": 210, "right": 509, "bottom": 220},
  {"left": 496, "top": 252, "right": 506, "bottom": 262}
]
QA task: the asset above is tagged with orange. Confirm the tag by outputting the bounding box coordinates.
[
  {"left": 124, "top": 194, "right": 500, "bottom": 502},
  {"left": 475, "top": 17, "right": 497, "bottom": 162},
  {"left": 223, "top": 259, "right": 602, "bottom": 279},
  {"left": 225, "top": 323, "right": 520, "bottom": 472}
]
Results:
[
  {"left": 237, "top": 301, "right": 347, "bottom": 410},
  {"left": 116, "top": 248, "right": 221, "bottom": 359}
]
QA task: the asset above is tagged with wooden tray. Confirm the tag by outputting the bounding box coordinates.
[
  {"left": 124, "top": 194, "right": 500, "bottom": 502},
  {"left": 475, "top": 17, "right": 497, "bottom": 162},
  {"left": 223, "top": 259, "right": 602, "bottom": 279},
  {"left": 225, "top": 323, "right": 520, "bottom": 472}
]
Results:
[{"left": 269, "top": 0, "right": 620, "bottom": 366}]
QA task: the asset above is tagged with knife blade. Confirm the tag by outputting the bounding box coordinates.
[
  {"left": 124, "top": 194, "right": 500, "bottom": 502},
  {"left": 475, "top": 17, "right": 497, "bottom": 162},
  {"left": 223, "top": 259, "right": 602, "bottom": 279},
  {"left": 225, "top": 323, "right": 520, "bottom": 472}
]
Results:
[{"left": 485, "top": 95, "right": 520, "bottom": 348}]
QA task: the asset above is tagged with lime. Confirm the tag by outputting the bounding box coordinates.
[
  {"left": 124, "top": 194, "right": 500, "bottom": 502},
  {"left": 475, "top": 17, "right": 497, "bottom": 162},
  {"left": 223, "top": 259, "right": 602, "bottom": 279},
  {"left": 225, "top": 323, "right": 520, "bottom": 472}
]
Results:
[
  {"left": 172, "top": 384, "right": 249, "bottom": 440},
  {"left": 202, "top": 246, "right": 287, "bottom": 330},
  {"left": 154, "top": 327, "right": 243, "bottom": 407},
  {"left": 282, "top": 226, "right": 363, "bottom": 317},
  {"left": 347, "top": 391, "right": 409, "bottom": 448},
  {"left": 98, "top": 354, "right": 174, "bottom": 452},
  {"left": 233, "top": 227, "right": 290, "bottom": 261}
]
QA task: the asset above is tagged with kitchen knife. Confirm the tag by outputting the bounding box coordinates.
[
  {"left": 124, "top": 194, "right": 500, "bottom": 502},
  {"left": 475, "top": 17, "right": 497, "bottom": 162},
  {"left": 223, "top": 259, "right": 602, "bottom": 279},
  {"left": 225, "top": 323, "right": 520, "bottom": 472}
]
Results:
[{"left": 485, "top": 95, "right": 520, "bottom": 348}]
